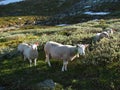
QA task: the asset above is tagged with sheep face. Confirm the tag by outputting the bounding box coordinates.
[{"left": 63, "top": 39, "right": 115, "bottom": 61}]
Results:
[
  {"left": 32, "top": 44, "right": 37, "bottom": 50},
  {"left": 77, "top": 44, "right": 88, "bottom": 56}
]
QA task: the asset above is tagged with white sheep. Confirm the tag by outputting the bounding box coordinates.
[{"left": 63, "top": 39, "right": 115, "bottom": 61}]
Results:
[
  {"left": 93, "top": 31, "right": 109, "bottom": 43},
  {"left": 44, "top": 41, "right": 88, "bottom": 71},
  {"left": 18, "top": 43, "right": 39, "bottom": 66},
  {"left": 93, "top": 28, "right": 116, "bottom": 43},
  {"left": 24, "top": 43, "right": 39, "bottom": 66}
]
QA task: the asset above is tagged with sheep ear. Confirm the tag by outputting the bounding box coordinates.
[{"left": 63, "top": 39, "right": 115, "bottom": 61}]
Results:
[{"left": 35, "top": 42, "right": 39, "bottom": 46}]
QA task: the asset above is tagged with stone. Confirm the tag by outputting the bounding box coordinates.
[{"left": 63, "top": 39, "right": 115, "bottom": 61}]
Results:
[
  {"left": 36, "top": 79, "right": 55, "bottom": 90},
  {"left": 0, "top": 87, "right": 5, "bottom": 90}
]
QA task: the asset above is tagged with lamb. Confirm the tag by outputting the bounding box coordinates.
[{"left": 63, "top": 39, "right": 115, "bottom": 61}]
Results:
[
  {"left": 44, "top": 41, "right": 88, "bottom": 71},
  {"left": 18, "top": 43, "right": 39, "bottom": 66}
]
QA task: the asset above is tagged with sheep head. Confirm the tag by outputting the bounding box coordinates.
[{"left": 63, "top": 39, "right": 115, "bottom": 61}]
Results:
[{"left": 31, "top": 42, "right": 39, "bottom": 50}]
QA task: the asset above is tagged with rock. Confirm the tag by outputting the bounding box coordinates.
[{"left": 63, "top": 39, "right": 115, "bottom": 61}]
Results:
[
  {"left": 0, "top": 87, "right": 5, "bottom": 90},
  {"left": 36, "top": 79, "right": 55, "bottom": 90}
]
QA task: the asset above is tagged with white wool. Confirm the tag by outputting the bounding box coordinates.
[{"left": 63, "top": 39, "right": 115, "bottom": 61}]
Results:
[
  {"left": 93, "top": 33, "right": 101, "bottom": 42},
  {"left": 17, "top": 43, "right": 30, "bottom": 53}
]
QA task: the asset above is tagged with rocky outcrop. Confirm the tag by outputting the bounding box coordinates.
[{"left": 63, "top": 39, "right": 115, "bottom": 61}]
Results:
[
  {"left": 0, "top": 87, "right": 5, "bottom": 90},
  {"left": 36, "top": 79, "right": 55, "bottom": 90}
]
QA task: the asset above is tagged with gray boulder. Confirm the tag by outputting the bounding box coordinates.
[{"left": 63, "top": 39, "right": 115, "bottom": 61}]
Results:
[
  {"left": 36, "top": 79, "right": 55, "bottom": 90},
  {"left": 0, "top": 87, "right": 5, "bottom": 90}
]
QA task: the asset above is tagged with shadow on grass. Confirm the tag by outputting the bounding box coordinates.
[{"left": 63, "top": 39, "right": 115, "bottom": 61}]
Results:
[{"left": 0, "top": 53, "right": 120, "bottom": 90}]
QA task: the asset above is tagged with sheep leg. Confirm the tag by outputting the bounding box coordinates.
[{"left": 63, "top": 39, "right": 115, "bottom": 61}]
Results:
[
  {"left": 24, "top": 56, "right": 26, "bottom": 61},
  {"left": 62, "top": 64, "right": 65, "bottom": 71},
  {"left": 64, "top": 61, "right": 68, "bottom": 71},
  {"left": 45, "top": 54, "right": 51, "bottom": 67},
  {"left": 62, "top": 60, "right": 68, "bottom": 71},
  {"left": 34, "top": 58, "right": 37, "bottom": 66},
  {"left": 29, "top": 59, "right": 32, "bottom": 67}
]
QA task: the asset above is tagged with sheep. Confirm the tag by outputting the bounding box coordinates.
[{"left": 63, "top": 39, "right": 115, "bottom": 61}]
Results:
[
  {"left": 18, "top": 43, "right": 39, "bottom": 66},
  {"left": 92, "top": 28, "right": 116, "bottom": 43},
  {"left": 44, "top": 41, "right": 88, "bottom": 71},
  {"left": 93, "top": 31, "right": 109, "bottom": 43},
  {"left": 99, "top": 31, "right": 109, "bottom": 40}
]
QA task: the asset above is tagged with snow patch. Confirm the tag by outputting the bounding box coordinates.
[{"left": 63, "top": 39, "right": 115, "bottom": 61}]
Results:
[
  {"left": 84, "top": 11, "right": 110, "bottom": 15},
  {"left": 0, "top": 0, "right": 23, "bottom": 5},
  {"left": 56, "top": 24, "right": 69, "bottom": 26},
  {"left": 84, "top": 6, "right": 91, "bottom": 9}
]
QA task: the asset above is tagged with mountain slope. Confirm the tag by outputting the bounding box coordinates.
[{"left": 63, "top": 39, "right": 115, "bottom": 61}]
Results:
[
  {"left": 0, "top": 0, "right": 81, "bottom": 16},
  {"left": 0, "top": 0, "right": 120, "bottom": 16},
  {"left": 0, "top": 0, "right": 120, "bottom": 26}
]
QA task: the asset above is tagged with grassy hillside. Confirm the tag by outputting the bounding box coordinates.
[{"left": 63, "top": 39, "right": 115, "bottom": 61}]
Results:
[{"left": 0, "top": 18, "right": 120, "bottom": 89}]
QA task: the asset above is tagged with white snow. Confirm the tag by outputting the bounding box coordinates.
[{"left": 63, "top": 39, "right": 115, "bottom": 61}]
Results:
[
  {"left": 84, "top": 6, "right": 91, "bottom": 9},
  {"left": 0, "top": 0, "right": 23, "bottom": 5},
  {"left": 84, "top": 11, "right": 110, "bottom": 15},
  {"left": 56, "top": 24, "right": 69, "bottom": 26}
]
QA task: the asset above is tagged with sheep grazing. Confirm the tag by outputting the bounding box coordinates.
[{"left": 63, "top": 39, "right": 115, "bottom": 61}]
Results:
[
  {"left": 18, "top": 43, "right": 39, "bottom": 67},
  {"left": 92, "top": 28, "right": 116, "bottom": 43},
  {"left": 93, "top": 31, "right": 110, "bottom": 42},
  {"left": 93, "top": 31, "right": 109, "bottom": 43},
  {"left": 44, "top": 41, "right": 88, "bottom": 71},
  {"left": 99, "top": 31, "right": 109, "bottom": 40}
]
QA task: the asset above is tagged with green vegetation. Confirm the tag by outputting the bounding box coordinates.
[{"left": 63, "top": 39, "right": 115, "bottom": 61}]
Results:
[
  {"left": 0, "top": 16, "right": 48, "bottom": 28},
  {"left": 91, "top": 2, "right": 120, "bottom": 12},
  {"left": 0, "top": 0, "right": 120, "bottom": 89},
  {"left": 0, "top": 18, "right": 120, "bottom": 90}
]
